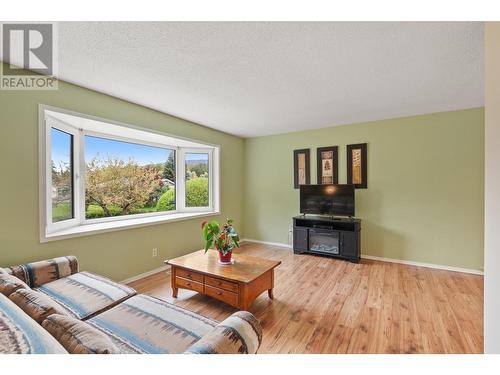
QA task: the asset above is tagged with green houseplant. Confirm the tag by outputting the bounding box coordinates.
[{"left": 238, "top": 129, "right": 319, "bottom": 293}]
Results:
[{"left": 202, "top": 218, "right": 240, "bottom": 264}]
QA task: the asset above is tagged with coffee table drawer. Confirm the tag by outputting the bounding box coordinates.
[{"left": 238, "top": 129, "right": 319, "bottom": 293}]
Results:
[
  {"left": 176, "top": 268, "right": 203, "bottom": 283},
  {"left": 205, "top": 285, "right": 239, "bottom": 307},
  {"left": 205, "top": 275, "right": 239, "bottom": 293},
  {"left": 176, "top": 277, "right": 204, "bottom": 293}
]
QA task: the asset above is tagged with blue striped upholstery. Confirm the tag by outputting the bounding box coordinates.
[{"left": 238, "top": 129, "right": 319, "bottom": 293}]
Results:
[
  {"left": 3, "top": 256, "right": 262, "bottom": 354},
  {"left": 7, "top": 256, "right": 78, "bottom": 288},
  {"left": 86, "top": 294, "right": 218, "bottom": 353},
  {"left": 185, "top": 311, "right": 262, "bottom": 354},
  {"left": 36, "top": 271, "right": 136, "bottom": 320},
  {"left": 0, "top": 293, "right": 67, "bottom": 354}
]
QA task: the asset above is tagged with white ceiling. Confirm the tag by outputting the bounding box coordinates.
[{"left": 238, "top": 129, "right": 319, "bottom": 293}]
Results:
[{"left": 28, "top": 22, "right": 491, "bottom": 137}]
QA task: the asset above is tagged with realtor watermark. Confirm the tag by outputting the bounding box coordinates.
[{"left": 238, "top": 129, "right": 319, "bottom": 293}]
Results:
[{"left": 1, "top": 23, "right": 58, "bottom": 90}]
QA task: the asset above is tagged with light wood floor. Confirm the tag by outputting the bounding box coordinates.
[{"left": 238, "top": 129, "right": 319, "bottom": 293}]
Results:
[{"left": 128, "top": 243, "right": 483, "bottom": 354}]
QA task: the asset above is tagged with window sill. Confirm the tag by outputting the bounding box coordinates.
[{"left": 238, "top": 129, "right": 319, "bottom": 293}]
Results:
[{"left": 42, "top": 211, "right": 220, "bottom": 242}]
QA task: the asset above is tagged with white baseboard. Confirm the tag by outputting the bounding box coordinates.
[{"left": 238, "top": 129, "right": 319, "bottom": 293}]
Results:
[
  {"left": 240, "top": 238, "right": 292, "bottom": 249},
  {"left": 121, "top": 265, "right": 170, "bottom": 284},
  {"left": 361, "top": 255, "right": 483, "bottom": 275},
  {"left": 241, "top": 238, "right": 483, "bottom": 275}
]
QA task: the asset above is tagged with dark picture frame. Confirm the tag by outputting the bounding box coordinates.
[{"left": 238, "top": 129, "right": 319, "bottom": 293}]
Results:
[
  {"left": 316, "top": 146, "right": 338, "bottom": 185},
  {"left": 293, "top": 149, "right": 310, "bottom": 189},
  {"left": 347, "top": 143, "right": 368, "bottom": 189}
]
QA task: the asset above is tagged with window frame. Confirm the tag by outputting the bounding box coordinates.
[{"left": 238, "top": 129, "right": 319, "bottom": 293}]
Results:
[
  {"left": 45, "top": 117, "right": 81, "bottom": 234},
  {"left": 39, "top": 105, "right": 220, "bottom": 242},
  {"left": 179, "top": 148, "right": 214, "bottom": 213}
]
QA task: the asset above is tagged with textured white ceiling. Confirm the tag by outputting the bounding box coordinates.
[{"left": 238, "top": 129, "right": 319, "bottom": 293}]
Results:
[{"left": 54, "top": 22, "right": 485, "bottom": 137}]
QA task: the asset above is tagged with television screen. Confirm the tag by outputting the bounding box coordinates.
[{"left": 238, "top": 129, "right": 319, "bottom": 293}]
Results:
[{"left": 300, "top": 184, "right": 355, "bottom": 216}]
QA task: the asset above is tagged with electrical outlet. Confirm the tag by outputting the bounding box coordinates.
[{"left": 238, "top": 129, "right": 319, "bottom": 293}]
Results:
[{"left": 152, "top": 248, "right": 158, "bottom": 257}]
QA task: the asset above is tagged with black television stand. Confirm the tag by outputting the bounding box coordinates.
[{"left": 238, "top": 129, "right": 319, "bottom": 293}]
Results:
[{"left": 293, "top": 215, "right": 361, "bottom": 262}]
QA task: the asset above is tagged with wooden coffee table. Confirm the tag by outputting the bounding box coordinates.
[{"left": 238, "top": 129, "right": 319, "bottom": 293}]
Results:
[{"left": 166, "top": 250, "right": 281, "bottom": 310}]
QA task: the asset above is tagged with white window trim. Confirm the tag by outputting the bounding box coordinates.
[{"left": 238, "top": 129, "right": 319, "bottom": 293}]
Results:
[
  {"left": 39, "top": 104, "right": 221, "bottom": 242},
  {"left": 178, "top": 148, "right": 215, "bottom": 213},
  {"left": 45, "top": 117, "right": 81, "bottom": 234}
]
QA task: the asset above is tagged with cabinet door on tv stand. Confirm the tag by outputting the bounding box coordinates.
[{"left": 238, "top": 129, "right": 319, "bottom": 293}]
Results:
[
  {"left": 293, "top": 227, "right": 308, "bottom": 253},
  {"left": 341, "top": 232, "right": 359, "bottom": 261}
]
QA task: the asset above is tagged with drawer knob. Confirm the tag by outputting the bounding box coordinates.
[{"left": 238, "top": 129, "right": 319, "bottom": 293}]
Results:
[
  {"left": 187, "top": 283, "right": 191, "bottom": 286},
  {"left": 217, "top": 291, "right": 222, "bottom": 295},
  {"left": 218, "top": 282, "right": 222, "bottom": 286}
]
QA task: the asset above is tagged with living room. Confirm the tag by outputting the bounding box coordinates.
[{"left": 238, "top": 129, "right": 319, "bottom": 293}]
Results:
[{"left": 1, "top": 1, "right": 500, "bottom": 373}]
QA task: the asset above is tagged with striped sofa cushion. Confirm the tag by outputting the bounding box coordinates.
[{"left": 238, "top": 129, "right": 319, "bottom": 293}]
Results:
[
  {"left": 0, "top": 294, "right": 67, "bottom": 354},
  {"left": 36, "top": 271, "right": 136, "bottom": 320},
  {"left": 86, "top": 294, "right": 218, "bottom": 354},
  {"left": 7, "top": 256, "right": 78, "bottom": 288}
]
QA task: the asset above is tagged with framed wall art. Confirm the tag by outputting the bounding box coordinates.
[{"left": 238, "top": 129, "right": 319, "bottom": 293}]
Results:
[
  {"left": 293, "top": 149, "right": 310, "bottom": 189},
  {"left": 347, "top": 143, "right": 367, "bottom": 189},
  {"left": 316, "top": 146, "right": 338, "bottom": 185}
]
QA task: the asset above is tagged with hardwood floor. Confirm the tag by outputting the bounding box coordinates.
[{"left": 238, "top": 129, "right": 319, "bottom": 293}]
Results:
[{"left": 128, "top": 242, "right": 484, "bottom": 354}]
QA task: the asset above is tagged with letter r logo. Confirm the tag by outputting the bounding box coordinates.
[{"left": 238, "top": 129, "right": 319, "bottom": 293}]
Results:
[{"left": 2, "top": 23, "right": 54, "bottom": 76}]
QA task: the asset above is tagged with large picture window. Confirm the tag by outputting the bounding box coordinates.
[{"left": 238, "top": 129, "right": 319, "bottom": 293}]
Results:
[
  {"left": 41, "top": 106, "right": 219, "bottom": 241},
  {"left": 84, "top": 135, "right": 175, "bottom": 219}
]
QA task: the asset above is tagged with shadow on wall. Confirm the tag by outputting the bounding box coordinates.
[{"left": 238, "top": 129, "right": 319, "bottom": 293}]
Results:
[
  {"left": 354, "top": 188, "right": 409, "bottom": 260},
  {"left": 362, "top": 221, "right": 408, "bottom": 260}
]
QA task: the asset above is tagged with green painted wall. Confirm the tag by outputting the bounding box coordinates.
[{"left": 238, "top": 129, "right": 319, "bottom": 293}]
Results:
[
  {"left": 0, "top": 70, "right": 245, "bottom": 281},
  {"left": 0, "top": 64, "right": 485, "bottom": 276},
  {"left": 244, "top": 109, "right": 484, "bottom": 271}
]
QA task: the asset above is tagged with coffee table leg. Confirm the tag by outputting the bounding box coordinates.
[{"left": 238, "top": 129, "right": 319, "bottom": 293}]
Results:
[
  {"left": 171, "top": 267, "right": 178, "bottom": 298},
  {"left": 268, "top": 269, "right": 275, "bottom": 299}
]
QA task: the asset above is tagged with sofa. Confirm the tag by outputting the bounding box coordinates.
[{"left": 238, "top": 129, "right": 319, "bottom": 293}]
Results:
[{"left": 0, "top": 256, "right": 262, "bottom": 354}]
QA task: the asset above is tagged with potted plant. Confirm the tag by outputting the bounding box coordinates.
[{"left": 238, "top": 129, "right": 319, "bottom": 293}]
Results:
[{"left": 202, "top": 218, "right": 240, "bottom": 264}]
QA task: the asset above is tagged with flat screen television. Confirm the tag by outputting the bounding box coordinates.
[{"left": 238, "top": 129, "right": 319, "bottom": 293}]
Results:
[{"left": 300, "top": 184, "right": 355, "bottom": 217}]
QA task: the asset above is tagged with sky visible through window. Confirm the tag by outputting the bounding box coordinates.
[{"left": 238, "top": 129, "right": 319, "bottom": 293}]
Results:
[
  {"left": 186, "top": 153, "right": 208, "bottom": 162},
  {"left": 52, "top": 133, "right": 173, "bottom": 167},
  {"left": 51, "top": 128, "right": 72, "bottom": 172},
  {"left": 85, "top": 136, "right": 173, "bottom": 165},
  {"left": 52, "top": 133, "right": 208, "bottom": 166}
]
